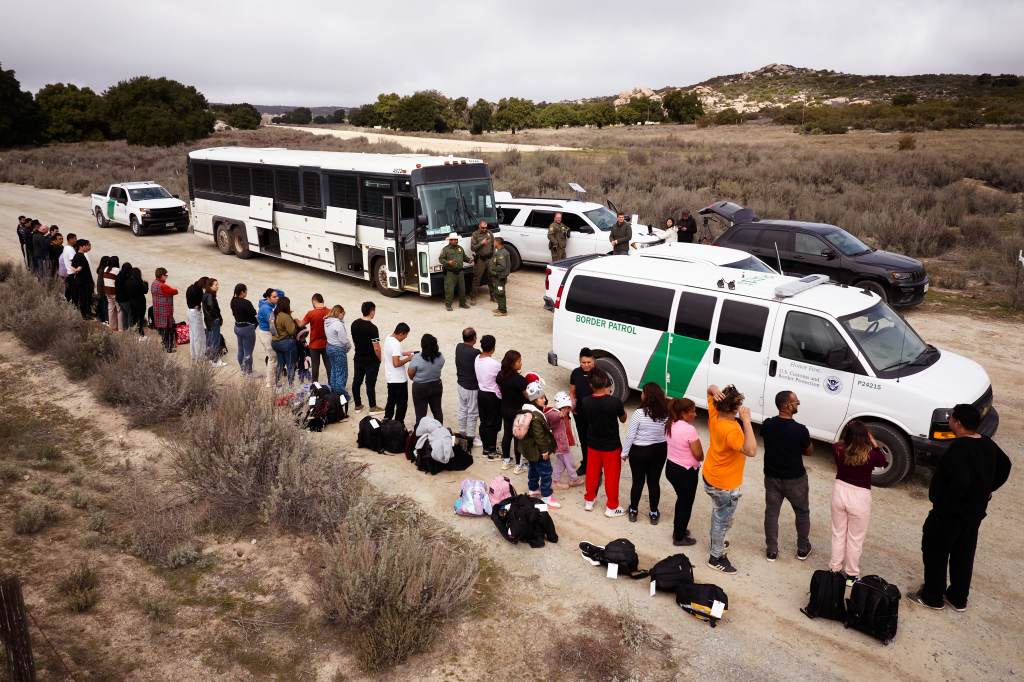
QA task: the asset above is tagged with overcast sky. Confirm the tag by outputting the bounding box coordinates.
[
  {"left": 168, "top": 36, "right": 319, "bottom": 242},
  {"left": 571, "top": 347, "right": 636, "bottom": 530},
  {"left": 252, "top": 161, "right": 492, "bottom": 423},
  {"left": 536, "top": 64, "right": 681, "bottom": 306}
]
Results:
[{"left": 4, "top": 0, "right": 1022, "bottom": 106}]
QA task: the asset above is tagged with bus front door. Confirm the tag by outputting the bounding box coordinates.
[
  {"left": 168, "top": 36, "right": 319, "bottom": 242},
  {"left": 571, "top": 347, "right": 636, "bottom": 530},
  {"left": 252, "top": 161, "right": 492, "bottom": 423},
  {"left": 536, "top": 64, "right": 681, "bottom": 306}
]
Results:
[
  {"left": 398, "top": 196, "right": 419, "bottom": 292},
  {"left": 382, "top": 197, "right": 401, "bottom": 292}
]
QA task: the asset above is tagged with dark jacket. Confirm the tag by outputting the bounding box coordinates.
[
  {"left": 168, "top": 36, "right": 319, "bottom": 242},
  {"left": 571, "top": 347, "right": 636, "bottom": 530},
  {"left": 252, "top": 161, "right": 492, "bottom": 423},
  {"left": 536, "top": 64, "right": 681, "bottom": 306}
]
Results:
[
  {"left": 609, "top": 221, "right": 631, "bottom": 254},
  {"left": 514, "top": 405, "right": 557, "bottom": 463},
  {"left": 202, "top": 291, "right": 222, "bottom": 328},
  {"left": 929, "top": 436, "right": 1011, "bottom": 518},
  {"left": 31, "top": 231, "right": 50, "bottom": 261}
]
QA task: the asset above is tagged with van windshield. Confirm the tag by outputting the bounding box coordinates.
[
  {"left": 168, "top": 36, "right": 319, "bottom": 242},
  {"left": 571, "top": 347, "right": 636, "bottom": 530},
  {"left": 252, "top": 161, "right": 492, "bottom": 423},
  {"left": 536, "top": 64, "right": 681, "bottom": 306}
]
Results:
[
  {"left": 724, "top": 256, "right": 777, "bottom": 274},
  {"left": 584, "top": 207, "right": 617, "bottom": 230},
  {"left": 128, "top": 187, "right": 172, "bottom": 201},
  {"left": 839, "top": 302, "right": 931, "bottom": 376}
]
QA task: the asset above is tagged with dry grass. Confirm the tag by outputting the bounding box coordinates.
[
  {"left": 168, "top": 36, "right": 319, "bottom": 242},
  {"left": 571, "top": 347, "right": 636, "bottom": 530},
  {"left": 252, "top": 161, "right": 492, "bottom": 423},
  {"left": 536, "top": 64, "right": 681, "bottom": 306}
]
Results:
[
  {"left": 318, "top": 498, "right": 480, "bottom": 672},
  {"left": 95, "top": 332, "right": 217, "bottom": 426},
  {"left": 14, "top": 499, "right": 60, "bottom": 534},
  {"left": 59, "top": 562, "right": 100, "bottom": 613}
]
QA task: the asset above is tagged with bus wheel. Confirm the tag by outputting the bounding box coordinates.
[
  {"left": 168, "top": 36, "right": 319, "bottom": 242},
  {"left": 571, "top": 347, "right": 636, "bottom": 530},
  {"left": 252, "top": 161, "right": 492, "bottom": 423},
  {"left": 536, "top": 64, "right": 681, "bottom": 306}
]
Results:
[
  {"left": 372, "top": 258, "right": 402, "bottom": 298},
  {"left": 506, "top": 245, "right": 522, "bottom": 271},
  {"left": 595, "top": 356, "right": 629, "bottom": 403},
  {"left": 215, "top": 223, "right": 235, "bottom": 255},
  {"left": 232, "top": 227, "right": 254, "bottom": 259},
  {"left": 868, "top": 422, "right": 913, "bottom": 487}
]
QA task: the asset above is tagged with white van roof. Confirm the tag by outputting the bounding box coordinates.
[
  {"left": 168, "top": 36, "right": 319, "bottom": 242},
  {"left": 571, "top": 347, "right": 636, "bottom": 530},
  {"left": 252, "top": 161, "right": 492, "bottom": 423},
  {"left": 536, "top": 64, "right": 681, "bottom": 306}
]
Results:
[{"left": 572, "top": 255, "right": 879, "bottom": 317}]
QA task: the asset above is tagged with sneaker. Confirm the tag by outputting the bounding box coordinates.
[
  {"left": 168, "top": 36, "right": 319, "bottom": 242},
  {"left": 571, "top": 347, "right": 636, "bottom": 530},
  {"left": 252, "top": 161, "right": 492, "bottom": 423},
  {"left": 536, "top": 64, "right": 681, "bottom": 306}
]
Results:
[
  {"left": 604, "top": 507, "right": 626, "bottom": 518},
  {"left": 907, "top": 590, "right": 944, "bottom": 610},
  {"left": 707, "top": 554, "right": 737, "bottom": 574},
  {"left": 766, "top": 551, "right": 778, "bottom": 562},
  {"left": 369, "top": 406, "right": 384, "bottom": 414},
  {"left": 797, "top": 547, "right": 813, "bottom": 561},
  {"left": 944, "top": 595, "right": 968, "bottom": 612},
  {"left": 486, "top": 450, "right": 499, "bottom": 461},
  {"left": 459, "top": 303, "right": 470, "bottom": 309},
  {"left": 584, "top": 500, "right": 595, "bottom": 512},
  {"left": 627, "top": 508, "right": 638, "bottom": 523},
  {"left": 528, "top": 489, "right": 542, "bottom": 498},
  {"left": 445, "top": 304, "right": 453, "bottom": 311},
  {"left": 569, "top": 478, "right": 585, "bottom": 488},
  {"left": 649, "top": 511, "right": 660, "bottom": 526},
  {"left": 542, "top": 496, "right": 561, "bottom": 509},
  {"left": 513, "top": 463, "right": 526, "bottom": 475},
  {"left": 501, "top": 460, "right": 511, "bottom": 471},
  {"left": 474, "top": 436, "right": 483, "bottom": 448},
  {"left": 353, "top": 404, "right": 364, "bottom": 412},
  {"left": 211, "top": 360, "right": 227, "bottom": 368},
  {"left": 673, "top": 535, "right": 697, "bottom": 547},
  {"left": 493, "top": 311, "right": 507, "bottom": 317}
]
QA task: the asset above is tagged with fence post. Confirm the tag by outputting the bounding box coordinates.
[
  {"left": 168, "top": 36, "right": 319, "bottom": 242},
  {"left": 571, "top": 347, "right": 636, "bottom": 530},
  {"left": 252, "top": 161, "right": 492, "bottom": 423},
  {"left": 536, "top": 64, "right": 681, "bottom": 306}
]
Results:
[{"left": 0, "top": 575, "right": 36, "bottom": 682}]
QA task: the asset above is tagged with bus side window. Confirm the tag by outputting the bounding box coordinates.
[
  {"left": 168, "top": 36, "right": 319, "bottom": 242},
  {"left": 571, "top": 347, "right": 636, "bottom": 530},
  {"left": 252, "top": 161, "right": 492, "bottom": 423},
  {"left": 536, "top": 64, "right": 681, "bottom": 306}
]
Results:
[
  {"left": 193, "top": 162, "right": 211, "bottom": 191},
  {"left": 302, "top": 171, "right": 322, "bottom": 209},
  {"left": 327, "top": 175, "right": 358, "bottom": 210},
  {"left": 274, "top": 169, "right": 301, "bottom": 204},
  {"left": 230, "top": 166, "right": 251, "bottom": 196},
  {"left": 252, "top": 168, "right": 274, "bottom": 198}
]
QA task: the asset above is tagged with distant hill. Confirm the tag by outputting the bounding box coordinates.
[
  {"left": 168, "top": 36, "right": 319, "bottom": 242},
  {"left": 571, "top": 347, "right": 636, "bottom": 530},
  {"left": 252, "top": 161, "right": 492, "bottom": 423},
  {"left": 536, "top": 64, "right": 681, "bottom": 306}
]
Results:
[{"left": 614, "top": 64, "right": 1022, "bottom": 113}]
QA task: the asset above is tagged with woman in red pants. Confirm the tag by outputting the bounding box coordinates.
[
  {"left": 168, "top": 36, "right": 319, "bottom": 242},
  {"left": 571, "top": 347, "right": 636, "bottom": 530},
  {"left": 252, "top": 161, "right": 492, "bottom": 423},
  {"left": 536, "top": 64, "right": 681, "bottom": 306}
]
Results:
[{"left": 579, "top": 369, "right": 627, "bottom": 517}]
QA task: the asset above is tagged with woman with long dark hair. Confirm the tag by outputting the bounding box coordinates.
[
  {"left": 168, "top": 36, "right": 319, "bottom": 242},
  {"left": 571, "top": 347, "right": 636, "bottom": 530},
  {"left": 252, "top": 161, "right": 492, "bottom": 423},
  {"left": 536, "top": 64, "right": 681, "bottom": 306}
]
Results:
[
  {"left": 114, "top": 262, "right": 134, "bottom": 330},
  {"left": 664, "top": 397, "right": 704, "bottom": 546},
  {"left": 496, "top": 350, "right": 530, "bottom": 474},
  {"left": 829, "top": 420, "right": 887, "bottom": 578},
  {"left": 95, "top": 255, "right": 110, "bottom": 323},
  {"left": 128, "top": 267, "right": 148, "bottom": 337},
  {"left": 202, "top": 278, "right": 225, "bottom": 367},
  {"left": 101, "top": 255, "right": 121, "bottom": 331},
  {"left": 621, "top": 382, "right": 670, "bottom": 524},
  {"left": 230, "top": 283, "right": 257, "bottom": 375},
  {"left": 408, "top": 333, "right": 445, "bottom": 429},
  {"left": 271, "top": 296, "right": 299, "bottom": 387}
]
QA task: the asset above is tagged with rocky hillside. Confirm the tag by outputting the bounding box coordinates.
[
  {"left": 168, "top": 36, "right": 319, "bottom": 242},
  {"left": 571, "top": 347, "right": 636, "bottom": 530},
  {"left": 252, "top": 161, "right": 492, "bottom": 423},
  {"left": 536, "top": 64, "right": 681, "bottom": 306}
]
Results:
[{"left": 616, "top": 64, "right": 1021, "bottom": 113}]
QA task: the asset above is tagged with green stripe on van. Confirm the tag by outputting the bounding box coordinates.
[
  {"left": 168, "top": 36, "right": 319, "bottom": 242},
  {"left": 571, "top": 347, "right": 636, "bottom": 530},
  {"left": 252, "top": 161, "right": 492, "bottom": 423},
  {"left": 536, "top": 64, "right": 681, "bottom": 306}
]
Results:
[{"left": 638, "top": 332, "right": 710, "bottom": 398}]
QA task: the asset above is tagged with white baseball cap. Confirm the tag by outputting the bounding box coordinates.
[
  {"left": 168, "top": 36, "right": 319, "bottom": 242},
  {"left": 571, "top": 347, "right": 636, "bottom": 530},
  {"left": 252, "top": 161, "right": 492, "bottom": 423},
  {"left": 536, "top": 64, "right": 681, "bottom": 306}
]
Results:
[
  {"left": 553, "top": 391, "right": 572, "bottom": 409},
  {"left": 447, "top": 232, "right": 459, "bottom": 240}
]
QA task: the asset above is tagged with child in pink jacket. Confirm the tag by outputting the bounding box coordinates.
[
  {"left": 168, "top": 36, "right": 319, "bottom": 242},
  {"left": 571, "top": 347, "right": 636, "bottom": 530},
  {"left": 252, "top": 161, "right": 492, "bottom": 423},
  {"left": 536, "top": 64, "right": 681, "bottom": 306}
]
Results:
[{"left": 546, "top": 392, "right": 583, "bottom": 490}]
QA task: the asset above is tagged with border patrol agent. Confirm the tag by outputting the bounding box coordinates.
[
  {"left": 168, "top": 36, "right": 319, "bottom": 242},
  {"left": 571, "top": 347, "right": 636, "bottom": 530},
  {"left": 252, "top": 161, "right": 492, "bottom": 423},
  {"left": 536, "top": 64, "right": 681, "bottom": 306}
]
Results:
[
  {"left": 548, "top": 212, "right": 569, "bottom": 262},
  {"left": 440, "top": 232, "right": 470, "bottom": 311},
  {"left": 489, "top": 237, "right": 511, "bottom": 317},
  {"left": 470, "top": 219, "right": 495, "bottom": 304}
]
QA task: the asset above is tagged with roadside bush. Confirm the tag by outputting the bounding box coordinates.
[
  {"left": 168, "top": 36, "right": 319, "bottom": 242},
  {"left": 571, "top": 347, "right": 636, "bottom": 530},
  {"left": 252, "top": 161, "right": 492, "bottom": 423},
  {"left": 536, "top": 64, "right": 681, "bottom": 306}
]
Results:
[
  {"left": 136, "top": 592, "right": 174, "bottom": 621},
  {"left": 10, "top": 293, "right": 81, "bottom": 350},
  {"left": 119, "top": 477, "right": 201, "bottom": 567},
  {"left": 95, "top": 333, "right": 216, "bottom": 426},
  {"left": 53, "top": 324, "right": 116, "bottom": 381},
  {"left": 266, "top": 452, "right": 366, "bottom": 536},
  {"left": 897, "top": 134, "right": 917, "bottom": 151},
  {"left": 545, "top": 630, "right": 627, "bottom": 682},
  {"left": 319, "top": 497, "right": 478, "bottom": 672},
  {"left": 0, "top": 260, "right": 15, "bottom": 282},
  {"left": 59, "top": 562, "right": 99, "bottom": 613},
  {"left": 14, "top": 500, "right": 60, "bottom": 534},
  {"left": 0, "top": 462, "right": 23, "bottom": 483}
]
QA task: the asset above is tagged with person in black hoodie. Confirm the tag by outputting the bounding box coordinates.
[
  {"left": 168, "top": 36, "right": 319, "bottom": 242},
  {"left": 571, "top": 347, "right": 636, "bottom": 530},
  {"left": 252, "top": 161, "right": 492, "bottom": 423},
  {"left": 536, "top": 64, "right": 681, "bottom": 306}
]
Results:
[
  {"left": 128, "top": 267, "right": 148, "bottom": 337},
  {"left": 908, "top": 404, "right": 1011, "bottom": 611},
  {"left": 202, "top": 278, "right": 226, "bottom": 367},
  {"left": 115, "top": 262, "right": 134, "bottom": 330}
]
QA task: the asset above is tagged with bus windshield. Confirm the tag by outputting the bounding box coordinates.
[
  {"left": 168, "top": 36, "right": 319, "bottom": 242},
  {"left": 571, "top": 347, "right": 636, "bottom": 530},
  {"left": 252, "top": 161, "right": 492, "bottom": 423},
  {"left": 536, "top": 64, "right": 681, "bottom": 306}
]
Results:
[{"left": 418, "top": 180, "right": 497, "bottom": 238}]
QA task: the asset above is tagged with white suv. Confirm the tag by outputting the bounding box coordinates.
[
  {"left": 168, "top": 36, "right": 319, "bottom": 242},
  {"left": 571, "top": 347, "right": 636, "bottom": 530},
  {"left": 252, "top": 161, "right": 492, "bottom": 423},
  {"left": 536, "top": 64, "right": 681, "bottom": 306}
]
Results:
[{"left": 494, "top": 192, "right": 662, "bottom": 269}]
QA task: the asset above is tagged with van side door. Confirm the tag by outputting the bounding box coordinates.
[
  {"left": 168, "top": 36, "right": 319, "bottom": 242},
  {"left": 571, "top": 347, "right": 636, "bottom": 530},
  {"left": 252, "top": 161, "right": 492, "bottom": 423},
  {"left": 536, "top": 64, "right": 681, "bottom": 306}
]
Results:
[
  {"left": 665, "top": 289, "right": 718, "bottom": 402},
  {"left": 707, "top": 296, "right": 778, "bottom": 421},
  {"left": 763, "top": 309, "right": 862, "bottom": 440}
]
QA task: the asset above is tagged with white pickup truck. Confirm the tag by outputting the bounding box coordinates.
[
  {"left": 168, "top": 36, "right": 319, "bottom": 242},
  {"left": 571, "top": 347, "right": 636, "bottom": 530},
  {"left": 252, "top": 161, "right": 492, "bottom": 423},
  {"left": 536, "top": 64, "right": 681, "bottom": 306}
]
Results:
[{"left": 91, "top": 182, "right": 190, "bottom": 237}]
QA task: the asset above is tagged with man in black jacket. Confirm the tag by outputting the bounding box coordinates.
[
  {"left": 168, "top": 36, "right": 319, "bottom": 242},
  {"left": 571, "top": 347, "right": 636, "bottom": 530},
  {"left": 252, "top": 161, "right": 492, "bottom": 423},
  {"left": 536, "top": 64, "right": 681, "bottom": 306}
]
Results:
[
  {"left": 908, "top": 404, "right": 1011, "bottom": 611},
  {"left": 678, "top": 210, "right": 698, "bottom": 243},
  {"left": 16, "top": 216, "right": 31, "bottom": 266},
  {"left": 31, "top": 221, "right": 52, "bottom": 278}
]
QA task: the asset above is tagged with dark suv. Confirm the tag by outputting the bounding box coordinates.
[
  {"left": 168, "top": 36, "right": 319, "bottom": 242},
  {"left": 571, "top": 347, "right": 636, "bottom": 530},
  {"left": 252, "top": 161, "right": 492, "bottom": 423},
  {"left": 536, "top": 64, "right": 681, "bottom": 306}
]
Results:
[{"left": 704, "top": 201, "right": 928, "bottom": 306}]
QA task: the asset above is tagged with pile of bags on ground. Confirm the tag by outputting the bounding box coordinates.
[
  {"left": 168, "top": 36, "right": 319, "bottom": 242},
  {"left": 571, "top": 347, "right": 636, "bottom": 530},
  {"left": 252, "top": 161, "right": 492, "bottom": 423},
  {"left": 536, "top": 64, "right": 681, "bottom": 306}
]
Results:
[
  {"left": 275, "top": 382, "right": 349, "bottom": 432},
  {"left": 356, "top": 415, "right": 473, "bottom": 474},
  {"left": 455, "top": 475, "right": 558, "bottom": 548}
]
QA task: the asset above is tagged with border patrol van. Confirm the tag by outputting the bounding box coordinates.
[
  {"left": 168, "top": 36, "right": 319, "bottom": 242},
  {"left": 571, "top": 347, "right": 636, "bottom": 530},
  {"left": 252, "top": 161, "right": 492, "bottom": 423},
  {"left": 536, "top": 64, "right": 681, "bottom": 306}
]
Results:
[{"left": 547, "top": 256, "right": 998, "bottom": 486}]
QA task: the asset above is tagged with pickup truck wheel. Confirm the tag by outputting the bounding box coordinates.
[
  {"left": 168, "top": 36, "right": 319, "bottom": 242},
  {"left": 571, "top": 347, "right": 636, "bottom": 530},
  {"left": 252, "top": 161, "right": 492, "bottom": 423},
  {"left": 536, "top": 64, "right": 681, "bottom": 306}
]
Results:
[
  {"left": 868, "top": 422, "right": 913, "bottom": 487},
  {"left": 95, "top": 208, "right": 109, "bottom": 228},
  {"left": 506, "top": 245, "right": 522, "bottom": 272},
  {"left": 595, "top": 356, "right": 629, "bottom": 403},
  {"left": 855, "top": 280, "right": 888, "bottom": 303},
  {"left": 130, "top": 216, "right": 145, "bottom": 237},
  {"left": 373, "top": 257, "right": 403, "bottom": 298},
  {"left": 232, "top": 227, "right": 254, "bottom": 259},
  {"left": 215, "top": 223, "right": 235, "bottom": 255}
]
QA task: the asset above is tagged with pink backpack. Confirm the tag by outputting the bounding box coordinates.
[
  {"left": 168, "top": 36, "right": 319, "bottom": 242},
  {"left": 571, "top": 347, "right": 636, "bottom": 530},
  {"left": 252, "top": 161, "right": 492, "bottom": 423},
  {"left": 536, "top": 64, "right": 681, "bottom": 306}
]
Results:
[
  {"left": 512, "top": 411, "right": 533, "bottom": 440},
  {"left": 487, "top": 475, "right": 515, "bottom": 505},
  {"left": 455, "top": 479, "right": 492, "bottom": 517}
]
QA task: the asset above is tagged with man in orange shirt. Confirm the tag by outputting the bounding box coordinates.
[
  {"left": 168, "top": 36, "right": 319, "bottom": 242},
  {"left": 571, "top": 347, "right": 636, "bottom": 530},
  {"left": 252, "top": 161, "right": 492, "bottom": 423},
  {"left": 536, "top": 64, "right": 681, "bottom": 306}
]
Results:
[
  {"left": 703, "top": 384, "right": 757, "bottom": 574},
  {"left": 300, "top": 293, "right": 331, "bottom": 383}
]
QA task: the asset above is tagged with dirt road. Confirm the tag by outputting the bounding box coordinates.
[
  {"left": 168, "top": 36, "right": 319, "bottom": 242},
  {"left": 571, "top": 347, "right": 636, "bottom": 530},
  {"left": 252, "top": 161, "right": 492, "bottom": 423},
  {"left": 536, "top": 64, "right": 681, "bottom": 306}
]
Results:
[
  {"left": 2, "top": 182, "right": 1021, "bottom": 680},
  {"left": 274, "top": 125, "right": 579, "bottom": 153}
]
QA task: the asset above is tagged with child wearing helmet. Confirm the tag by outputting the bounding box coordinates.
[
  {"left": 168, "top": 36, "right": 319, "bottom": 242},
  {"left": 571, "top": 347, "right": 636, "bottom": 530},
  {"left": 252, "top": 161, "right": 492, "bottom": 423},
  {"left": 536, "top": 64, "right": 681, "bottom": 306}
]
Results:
[{"left": 547, "top": 391, "right": 583, "bottom": 489}]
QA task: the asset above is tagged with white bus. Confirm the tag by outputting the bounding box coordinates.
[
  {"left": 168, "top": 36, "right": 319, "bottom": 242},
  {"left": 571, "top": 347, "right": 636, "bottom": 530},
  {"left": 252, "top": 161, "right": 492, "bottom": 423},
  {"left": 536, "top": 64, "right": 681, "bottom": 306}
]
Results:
[{"left": 186, "top": 146, "right": 498, "bottom": 297}]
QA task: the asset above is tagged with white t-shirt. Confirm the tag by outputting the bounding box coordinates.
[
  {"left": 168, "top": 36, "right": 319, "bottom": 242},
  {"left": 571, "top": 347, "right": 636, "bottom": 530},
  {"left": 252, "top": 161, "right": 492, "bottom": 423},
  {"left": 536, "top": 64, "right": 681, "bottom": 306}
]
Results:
[
  {"left": 59, "top": 244, "right": 76, "bottom": 278},
  {"left": 475, "top": 355, "right": 501, "bottom": 394},
  {"left": 383, "top": 335, "right": 406, "bottom": 384}
]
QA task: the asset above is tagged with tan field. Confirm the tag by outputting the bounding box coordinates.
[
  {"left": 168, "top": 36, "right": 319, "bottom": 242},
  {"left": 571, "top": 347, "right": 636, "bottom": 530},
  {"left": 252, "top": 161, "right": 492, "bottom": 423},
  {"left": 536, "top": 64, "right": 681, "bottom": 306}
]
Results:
[{"left": 1, "top": 180, "right": 1021, "bottom": 680}]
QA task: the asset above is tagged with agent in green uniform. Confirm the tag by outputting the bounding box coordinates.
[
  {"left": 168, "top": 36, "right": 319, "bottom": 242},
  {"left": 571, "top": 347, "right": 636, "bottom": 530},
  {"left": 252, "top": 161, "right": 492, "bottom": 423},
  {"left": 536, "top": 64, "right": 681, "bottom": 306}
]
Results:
[
  {"left": 548, "top": 212, "right": 569, "bottom": 262},
  {"left": 470, "top": 219, "right": 495, "bottom": 304},
  {"left": 440, "top": 232, "right": 471, "bottom": 311},
  {"left": 489, "top": 237, "right": 511, "bottom": 317},
  {"left": 609, "top": 212, "right": 631, "bottom": 255}
]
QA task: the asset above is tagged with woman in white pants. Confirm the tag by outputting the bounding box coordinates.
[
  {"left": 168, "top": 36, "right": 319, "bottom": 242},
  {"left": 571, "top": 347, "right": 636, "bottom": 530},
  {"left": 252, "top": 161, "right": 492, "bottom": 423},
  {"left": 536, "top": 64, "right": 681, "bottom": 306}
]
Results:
[{"left": 185, "top": 276, "right": 209, "bottom": 363}]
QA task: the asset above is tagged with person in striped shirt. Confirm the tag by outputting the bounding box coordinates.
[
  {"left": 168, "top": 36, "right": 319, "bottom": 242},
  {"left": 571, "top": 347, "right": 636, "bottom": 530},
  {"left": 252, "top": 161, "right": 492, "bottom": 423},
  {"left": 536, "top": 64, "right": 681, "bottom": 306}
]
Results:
[{"left": 621, "top": 383, "right": 670, "bottom": 524}]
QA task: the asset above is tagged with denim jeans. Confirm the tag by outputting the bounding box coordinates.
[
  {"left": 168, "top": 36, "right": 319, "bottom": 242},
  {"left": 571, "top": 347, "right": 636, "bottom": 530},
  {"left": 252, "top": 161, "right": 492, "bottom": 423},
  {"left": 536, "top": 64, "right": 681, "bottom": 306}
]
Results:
[
  {"left": 704, "top": 478, "right": 743, "bottom": 558},
  {"left": 271, "top": 337, "right": 298, "bottom": 386},
  {"left": 528, "top": 458, "right": 553, "bottom": 498},
  {"left": 205, "top": 319, "right": 222, "bottom": 362},
  {"left": 234, "top": 323, "right": 256, "bottom": 374},
  {"left": 326, "top": 344, "right": 350, "bottom": 400}
]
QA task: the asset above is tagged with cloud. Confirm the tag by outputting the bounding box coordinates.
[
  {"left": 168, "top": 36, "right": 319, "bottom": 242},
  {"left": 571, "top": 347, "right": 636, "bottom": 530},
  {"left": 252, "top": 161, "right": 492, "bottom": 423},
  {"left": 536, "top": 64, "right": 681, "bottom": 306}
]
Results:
[{"left": 3, "top": 0, "right": 1022, "bottom": 106}]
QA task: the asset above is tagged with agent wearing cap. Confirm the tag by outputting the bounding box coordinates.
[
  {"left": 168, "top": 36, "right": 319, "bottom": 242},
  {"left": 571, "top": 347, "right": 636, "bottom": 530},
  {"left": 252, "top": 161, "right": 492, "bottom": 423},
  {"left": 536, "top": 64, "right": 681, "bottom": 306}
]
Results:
[{"left": 439, "top": 232, "right": 471, "bottom": 311}]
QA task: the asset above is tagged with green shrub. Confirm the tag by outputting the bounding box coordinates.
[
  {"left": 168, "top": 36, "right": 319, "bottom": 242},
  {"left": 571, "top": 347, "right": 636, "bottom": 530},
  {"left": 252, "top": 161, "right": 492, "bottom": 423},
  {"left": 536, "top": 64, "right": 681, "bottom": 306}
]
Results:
[
  {"left": 165, "top": 542, "right": 202, "bottom": 568},
  {"left": 0, "top": 462, "right": 23, "bottom": 483},
  {"left": 14, "top": 500, "right": 60, "bottom": 534},
  {"left": 59, "top": 562, "right": 99, "bottom": 613}
]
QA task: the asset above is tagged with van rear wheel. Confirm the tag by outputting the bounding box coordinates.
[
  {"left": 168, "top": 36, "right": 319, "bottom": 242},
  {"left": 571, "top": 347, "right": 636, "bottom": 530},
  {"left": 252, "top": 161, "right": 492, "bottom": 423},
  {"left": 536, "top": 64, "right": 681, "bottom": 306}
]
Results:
[
  {"left": 95, "top": 207, "right": 109, "bottom": 228},
  {"left": 595, "top": 356, "right": 629, "bottom": 403},
  {"left": 868, "top": 422, "right": 913, "bottom": 486}
]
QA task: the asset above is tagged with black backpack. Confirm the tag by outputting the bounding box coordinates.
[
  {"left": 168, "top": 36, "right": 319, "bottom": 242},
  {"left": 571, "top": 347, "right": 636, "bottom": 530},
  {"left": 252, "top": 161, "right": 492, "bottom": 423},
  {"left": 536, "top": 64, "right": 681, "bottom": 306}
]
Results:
[
  {"left": 445, "top": 441, "right": 473, "bottom": 471},
  {"left": 491, "top": 494, "right": 558, "bottom": 548},
  {"left": 844, "top": 575, "right": 900, "bottom": 645},
  {"left": 379, "top": 419, "right": 409, "bottom": 454},
  {"left": 579, "top": 539, "right": 649, "bottom": 579},
  {"left": 676, "top": 583, "right": 729, "bottom": 627},
  {"left": 306, "top": 384, "right": 347, "bottom": 431},
  {"left": 648, "top": 554, "right": 694, "bottom": 593},
  {"left": 357, "top": 415, "right": 384, "bottom": 452},
  {"left": 414, "top": 437, "right": 446, "bottom": 475},
  {"left": 801, "top": 569, "right": 848, "bottom": 621}
]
